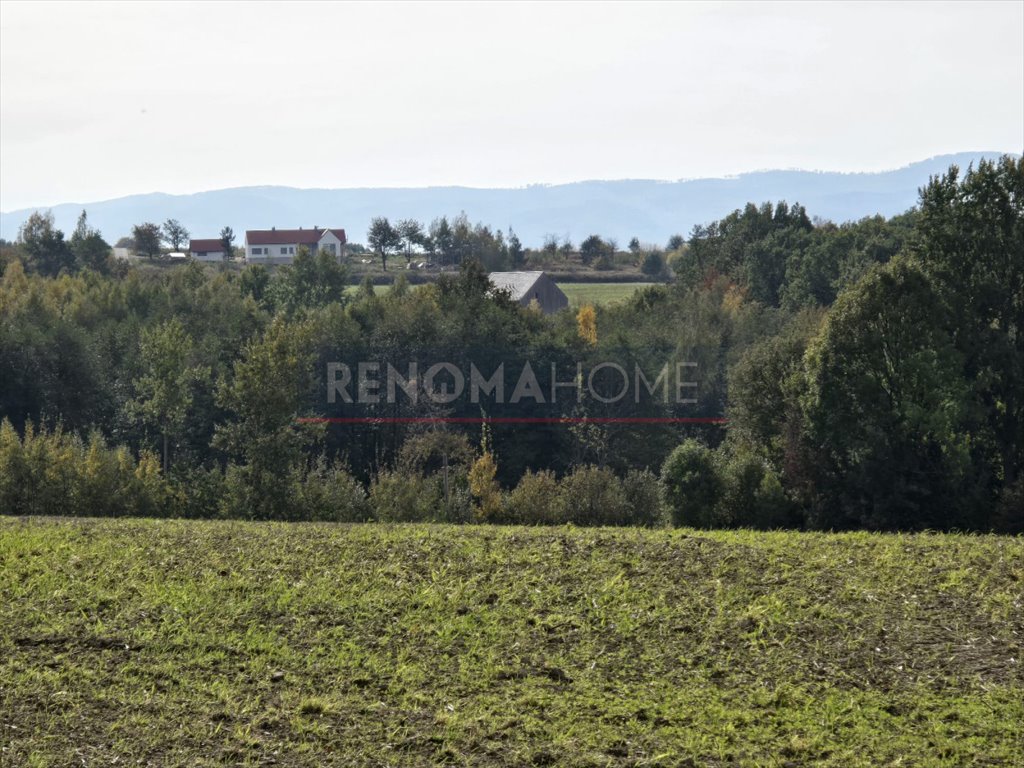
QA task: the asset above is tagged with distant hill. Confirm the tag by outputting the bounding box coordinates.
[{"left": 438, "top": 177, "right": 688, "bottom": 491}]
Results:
[{"left": 1, "top": 152, "right": 1017, "bottom": 246}]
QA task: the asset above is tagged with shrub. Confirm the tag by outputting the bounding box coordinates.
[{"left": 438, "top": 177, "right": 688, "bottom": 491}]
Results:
[
  {"left": 559, "top": 465, "right": 630, "bottom": 526},
  {"left": 0, "top": 419, "right": 176, "bottom": 518},
  {"left": 170, "top": 465, "right": 226, "bottom": 519},
  {"left": 219, "top": 462, "right": 299, "bottom": 521},
  {"left": 370, "top": 470, "right": 443, "bottom": 523},
  {"left": 641, "top": 250, "right": 666, "bottom": 277},
  {"left": 296, "top": 458, "right": 374, "bottom": 522},
  {"left": 503, "top": 469, "right": 566, "bottom": 525},
  {"left": 468, "top": 451, "right": 502, "bottom": 522},
  {"left": 621, "top": 469, "right": 668, "bottom": 527},
  {"left": 661, "top": 439, "right": 723, "bottom": 528},
  {"left": 717, "top": 451, "right": 796, "bottom": 529}
]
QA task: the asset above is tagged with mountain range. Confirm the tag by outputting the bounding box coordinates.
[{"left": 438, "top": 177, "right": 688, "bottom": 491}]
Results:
[{"left": 1, "top": 152, "right": 1017, "bottom": 247}]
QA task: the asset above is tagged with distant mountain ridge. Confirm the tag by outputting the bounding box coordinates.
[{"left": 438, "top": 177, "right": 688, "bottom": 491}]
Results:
[{"left": 1, "top": 152, "right": 1017, "bottom": 246}]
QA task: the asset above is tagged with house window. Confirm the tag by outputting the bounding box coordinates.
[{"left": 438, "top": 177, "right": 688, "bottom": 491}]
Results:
[
  {"left": 290, "top": 247, "right": 295, "bottom": 254},
  {"left": 281, "top": 246, "right": 288, "bottom": 255},
  {"left": 324, "top": 243, "right": 337, "bottom": 255},
  {"left": 251, "top": 247, "right": 263, "bottom": 255}
]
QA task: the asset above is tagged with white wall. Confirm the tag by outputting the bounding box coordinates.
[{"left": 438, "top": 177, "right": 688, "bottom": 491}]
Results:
[{"left": 190, "top": 250, "right": 225, "bottom": 262}]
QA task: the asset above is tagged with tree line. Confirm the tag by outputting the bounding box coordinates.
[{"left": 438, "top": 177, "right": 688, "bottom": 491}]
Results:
[{"left": 0, "top": 156, "right": 1019, "bottom": 531}]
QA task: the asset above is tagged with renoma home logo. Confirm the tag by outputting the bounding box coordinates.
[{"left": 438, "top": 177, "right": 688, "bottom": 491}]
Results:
[{"left": 301, "top": 352, "right": 725, "bottom": 425}]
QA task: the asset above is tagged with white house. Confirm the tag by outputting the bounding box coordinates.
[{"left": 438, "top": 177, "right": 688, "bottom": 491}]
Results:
[
  {"left": 188, "top": 239, "right": 227, "bottom": 262},
  {"left": 245, "top": 227, "right": 347, "bottom": 264}
]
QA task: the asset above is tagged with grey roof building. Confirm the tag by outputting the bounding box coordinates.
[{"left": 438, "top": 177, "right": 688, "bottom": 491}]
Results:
[{"left": 488, "top": 271, "right": 569, "bottom": 315}]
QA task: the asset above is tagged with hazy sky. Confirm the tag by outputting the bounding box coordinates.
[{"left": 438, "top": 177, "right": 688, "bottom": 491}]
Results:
[{"left": 1, "top": 0, "right": 1021, "bottom": 210}]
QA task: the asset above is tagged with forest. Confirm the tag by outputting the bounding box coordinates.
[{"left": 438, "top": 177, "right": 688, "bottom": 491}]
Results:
[{"left": 0, "top": 156, "right": 1020, "bottom": 532}]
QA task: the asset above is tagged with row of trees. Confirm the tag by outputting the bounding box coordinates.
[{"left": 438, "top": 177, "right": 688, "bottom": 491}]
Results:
[
  {"left": 128, "top": 220, "right": 235, "bottom": 260},
  {"left": 364, "top": 214, "right": 677, "bottom": 274},
  {"left": 10, "top": 211, "right": 239, "bottom": 274},
  {"left": 1, "top": 156, "right": 1019, "bottom": 531},
  {"left": 367, "top": 214, "right": 525, "bottom": 272}
]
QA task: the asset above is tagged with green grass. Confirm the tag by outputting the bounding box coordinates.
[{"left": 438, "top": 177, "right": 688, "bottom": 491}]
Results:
[
  {"left": 344, "top": 283, "right": 392, "bottom": 296},
  {"left": 342, "top": 282, "right": 657, "bottom": 306},
  {"left": 1, "top": 519, "right": 1021, "bottom": 766},
  {"left": 557, "top": 283, "right": 655, "bottom": 307}
]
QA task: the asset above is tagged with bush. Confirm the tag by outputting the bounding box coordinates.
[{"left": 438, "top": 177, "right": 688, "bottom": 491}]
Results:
[
  {"left": 370, "top": 470, "right": 443, "bottom": 523},
  {"left": 559, "top": 465, "right": 630, "bottom": 526},
  {"left": 166, "top": 465, "right": 224, "bottom": 519},
  {"left": 717, "top": 451, "right": 796, "bottom": 529},
  {"left": 641, "top": 250, "right": 666, "bottom": 277},
  {"left": 503, "top": 469, "right": 565, "bottom": 525},
  {"left": 661, "top": 439, "right": 722, "bottom": 527},
  {"left": 468, "top": 451, "right": 502, "bottom": 522},
  {"left": 0, "top": 419, "right": 175, "bottom": 518},
  {"left": 296, "top": 458, "right": 374, "bottom": 522},
  {"left": 219, "top": 462, "right": 298, "bottom": 521},
  {"left": 621, "top": 469, "right": 668, "bottom": 527}
]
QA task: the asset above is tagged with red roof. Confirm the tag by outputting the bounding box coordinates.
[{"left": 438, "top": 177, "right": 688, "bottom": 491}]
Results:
[
  {"left": 246, "top": 228, "right": 346, "bottom": 246},
  {"left": 189, "top": 239, "right": 224, "bottom": 252}
]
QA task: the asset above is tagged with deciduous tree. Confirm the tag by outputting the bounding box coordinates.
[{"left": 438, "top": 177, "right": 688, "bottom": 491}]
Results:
[
  {"left": 132, "top": 222, "right": 163, "bottom": 259},
  {"left": 367, "top": 217, "right": 402, "bottom": 271},
  {"left": 162, "top": 219, "right": 190, "bottom": 251}
]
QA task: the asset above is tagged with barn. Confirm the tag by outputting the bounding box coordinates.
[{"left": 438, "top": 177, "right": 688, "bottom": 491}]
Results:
[{"left": 489, "top": 271, "right": 569, "bottom": 315}]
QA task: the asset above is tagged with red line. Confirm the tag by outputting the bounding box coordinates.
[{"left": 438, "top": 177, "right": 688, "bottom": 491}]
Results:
[{"left": 297, "top": 416, "right": 727, "bottom": 425}]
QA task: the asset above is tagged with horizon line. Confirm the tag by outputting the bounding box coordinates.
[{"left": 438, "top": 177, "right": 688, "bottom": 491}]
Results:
[{"left": 3, "top": 150, "right": 1019, "bottom": 214}]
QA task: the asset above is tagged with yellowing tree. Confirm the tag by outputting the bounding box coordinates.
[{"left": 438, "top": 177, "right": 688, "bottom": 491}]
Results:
[
  {"left": 577, "top": 304, "right": 597, "bottom": 345},
  {"left": 469, "top": 451, "right": 501, "bottom": 522}
]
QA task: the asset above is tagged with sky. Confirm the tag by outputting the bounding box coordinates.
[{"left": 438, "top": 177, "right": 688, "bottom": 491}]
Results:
[{"left": 1, "top": 0, "right": 1021, "bottom": 210}]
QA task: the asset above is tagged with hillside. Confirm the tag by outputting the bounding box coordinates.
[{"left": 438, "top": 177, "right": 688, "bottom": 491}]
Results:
[
  {"left": 1, "top": 152, "right": 1017, "bottom": 246},
  {"left": 2, "top": 518, "right": 1021, "bottom": 766}
]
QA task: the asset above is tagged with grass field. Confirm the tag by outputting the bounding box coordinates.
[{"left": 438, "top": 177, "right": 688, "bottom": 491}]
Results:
[
  {"left": 342, "top": 282, "right": 656, "bottom": 306},
  {"left": 2, "top": 519, "right": 1021, "bottom": 766},
  {"left": 557, "top": 283, "right": 655, "bottom": 307}
]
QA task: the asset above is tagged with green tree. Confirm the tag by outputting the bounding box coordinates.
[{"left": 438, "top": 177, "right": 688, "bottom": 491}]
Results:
[
  {"left": 132, "top": 222, "right": 163, "bottom": 259},
  {"left": 162, "top": 219, "right": 190, "bottom": 251},
  {"left": 801, "top": 259, "right": 974, "bottom": 530},
  {"left": 428, "top": 216, "right": 454, "bottom": 265},
  {"left": 913, "top": 156, "right": 1024, "bottom": 495},
  {"left": 367, "top": 217, "right": 401, "bottom": 271},
  {"left": 579, "top": 234, "right": 606, "bottom": 266},
  {"left": 507, "top": 228, "right": 525, "bottom": 267},
  {"left": 661, "top": 439, "right": 722, "bottom": 528},
  {"left": 239, "top": 263, "right": 270, "bottom": 303},
  {"left": 125, "top": 319, "right": 209, "bottom": 472},
  {"left": 220, "top": 226, "right": 235, "bottom": 260},
  {"left": 215, "top": 318, "right": 319, "bottom": 518},
  {"left": 640, "top": 250, "right": 665, "bottom": 277},
  {"left": 69, "top": 210, "right": 111, "bottom": 272},
  {"left": 17, "top": 211, "right": 73, "bottom": 276},
  {"left": 267, "top": 245, "right": 348, "bottom": 314},
  {"left": 396, "top": 218, "right": 425, "bottom": 265}
]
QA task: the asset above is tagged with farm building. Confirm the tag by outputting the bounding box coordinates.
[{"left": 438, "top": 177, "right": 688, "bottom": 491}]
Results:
[
  {"left": 489, "top": 271, "right": 569, "bottom": 314},
  {"left": 188, "top": 239, "right": 227, "bottom": 261}
]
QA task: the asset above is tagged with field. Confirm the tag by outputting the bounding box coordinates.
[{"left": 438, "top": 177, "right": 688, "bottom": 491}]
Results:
[
  {"left": 1, "top": 519, "right": 1021, "bottom": 767},
  {"left": 342, "top": 282, "right": 656, "bottom": 306},
  {"left": 556, "top": 283, "right": 655, "bottom": 307}
]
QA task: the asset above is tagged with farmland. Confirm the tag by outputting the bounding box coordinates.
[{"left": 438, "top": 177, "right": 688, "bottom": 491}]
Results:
[
  {"left": 557, "top": 282, "right": 656, "bottom": 307},
  {"left": 342, "top": 281, "right": 656, "bottom": 306},
  {"left": 2, "top": 518, "right": 1021, "bottom": 766}
]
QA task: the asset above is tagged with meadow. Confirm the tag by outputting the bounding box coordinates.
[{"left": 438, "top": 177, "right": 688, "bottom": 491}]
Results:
[
  {"left": 1, "top": 518, "right": 1021, "bottom": 766},
  {"left": 556, "top": 283, "right": 655, "bottom": 307},
  {"left": 341, "top": 281, "right": 655, "bottom": 306}
]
